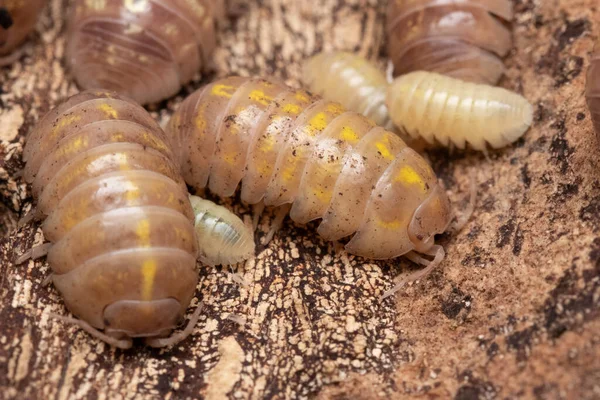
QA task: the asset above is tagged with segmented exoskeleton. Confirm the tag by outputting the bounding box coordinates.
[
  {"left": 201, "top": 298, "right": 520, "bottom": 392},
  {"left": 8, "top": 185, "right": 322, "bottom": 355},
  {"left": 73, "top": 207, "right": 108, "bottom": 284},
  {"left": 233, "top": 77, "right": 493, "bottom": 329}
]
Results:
[
  {"left": 302, "top": 52, "right": 533, "bottom": 151},
  {"left": 387, "top": 0, "right": 514, "bottom": 85},
  {"left": 387, "top": 71, "right": 533, "bottom": 150},
  {"left": 302, "top": 52, "right": 393, "bottom": 130},
  {"left": 190, "top": 196, "right": 255, "bottom": 267},
  {"left": 586, "top": 40, "right": 600, "bottom": 138},
  {"left": 20, "top": 90, "right": 255, "bottom": 349},
  {"left": 167, "top": 76, "right": 453, "bottom": 295},
  {"left": 66, "top": 0, "right": 224, "bottom": 104},
  {"left": 0, "top": 0, "right": 47, "bottom": 65}
]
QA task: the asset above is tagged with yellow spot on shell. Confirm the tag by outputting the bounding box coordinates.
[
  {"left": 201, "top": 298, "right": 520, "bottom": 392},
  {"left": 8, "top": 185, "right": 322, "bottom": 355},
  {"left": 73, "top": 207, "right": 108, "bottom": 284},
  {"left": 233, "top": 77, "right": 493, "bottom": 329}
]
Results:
[
  {"left": 125, "top": 186, "right": 140, "bottom": 202},
  {"left": 211, "top": 84, "right": 235, "bottom": 98},
  {"left": 258, "top": 135, "right": 275, "bottom": 152},
  {"left": 50, "top": 115, "right": 81, "bottom": 140},
  {"left": 141, "top": 259, "right": 157, "bottom": 301},
  {"left": 376, "top": 218, "right": 404, "bottom": 230},
  {"left": 295, "top": 92, "right": 310, "bottom": 103},
  {"left": 308, "top": 112, "right": 327, "bottom": 135},
  {"left": 326, "top": 103, "right": 344, "bottom": 115},
  {"left": 395, "top": 165, "right": 427, "bottom": 193},
  {"left": 375, "top": 141, "right": 394, "bottom": 161},
  {"left": 339, "top": 126, "right": 359, "bottom": 143},
  {"left": 249, "top": 90, "right": 272, "bottom": 106},
  {"left": 136, "top": 219, "right": 151, "bottom": 247},
  {"left": 311, "top": 187, "right": 332, "bottom": 204},
  {"left": 98, "top": 103, "right": 119, "bottom": 119},
  {"left": 282, "top": 103, "right": 302, "bottom": 114},
  {"left": 222, "top": 152, "right": 238, "bottom": 166}
]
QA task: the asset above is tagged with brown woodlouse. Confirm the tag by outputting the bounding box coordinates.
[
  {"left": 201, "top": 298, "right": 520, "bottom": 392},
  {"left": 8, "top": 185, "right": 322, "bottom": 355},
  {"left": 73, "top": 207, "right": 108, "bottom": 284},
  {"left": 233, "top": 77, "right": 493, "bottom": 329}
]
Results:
[
  {"left": 386, "top": 0, "right": 514, "bottom": 85},
  {"left": 587, "top": 40, "right": 600, "bottom": 138},
  {"left": 20, "top": 89, "right": 254, "bottom": 349},
  {"left": 167, "top": 76, "right": 456, "bottom": 297},
  {"left": 0, "top": 0, "right": 47, "bottom": 65},
  {"left": 66, "top": 0, "right": 224, "bottom": 104}
]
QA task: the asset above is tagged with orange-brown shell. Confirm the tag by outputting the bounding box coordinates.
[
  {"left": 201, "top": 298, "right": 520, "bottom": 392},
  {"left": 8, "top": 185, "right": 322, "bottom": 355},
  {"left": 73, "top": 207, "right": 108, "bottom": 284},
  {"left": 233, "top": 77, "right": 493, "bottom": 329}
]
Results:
[
  {"left": 23, "top": 91, "right": 199, "bottom": 343},
  {"left": 586, "top": 40, "right": 600, "bottom": 138},
  {"left": 66, "top": 0, "right": 224, "bottom": 104},
  {"left": 0, "top": 0, "right": 47, "bottom": 57},
  {"left": 167, "top": 77, "right": 453, "bottom": 259},
  {"left": 386, "top": 0, "right": 514, "bottom": 85}
]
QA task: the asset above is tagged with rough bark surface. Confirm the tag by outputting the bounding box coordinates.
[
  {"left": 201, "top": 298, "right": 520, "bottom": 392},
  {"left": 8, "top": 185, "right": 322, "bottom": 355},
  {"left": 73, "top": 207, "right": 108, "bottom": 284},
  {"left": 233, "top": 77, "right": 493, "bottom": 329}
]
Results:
[{"left": 1, "top": 0, "right": 599, "bottom": 399}]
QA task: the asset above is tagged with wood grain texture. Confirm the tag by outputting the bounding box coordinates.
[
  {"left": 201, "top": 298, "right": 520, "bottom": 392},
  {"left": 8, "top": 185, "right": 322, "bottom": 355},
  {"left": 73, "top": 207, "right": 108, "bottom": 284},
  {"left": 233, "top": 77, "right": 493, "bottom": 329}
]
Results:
[{"left": 1, "top": 0, "right": 600, "bottom": 398}]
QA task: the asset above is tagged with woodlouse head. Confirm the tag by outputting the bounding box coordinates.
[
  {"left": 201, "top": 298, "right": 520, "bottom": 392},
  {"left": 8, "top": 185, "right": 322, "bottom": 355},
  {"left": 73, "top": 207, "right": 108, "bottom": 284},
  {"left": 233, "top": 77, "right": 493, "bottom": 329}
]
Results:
[
  {"left": 103, "top": 299, "right": 183, "bottom": 340},
  {"left": 407, "top": 185, "right": 452, "bottom": 253}
]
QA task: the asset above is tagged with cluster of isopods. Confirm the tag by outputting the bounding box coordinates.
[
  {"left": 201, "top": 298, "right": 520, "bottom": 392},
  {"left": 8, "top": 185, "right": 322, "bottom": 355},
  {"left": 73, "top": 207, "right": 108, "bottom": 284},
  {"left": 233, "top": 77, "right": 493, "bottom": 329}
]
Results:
[{"left": 5, "top": 0, "right": 586, "bottom": 350}]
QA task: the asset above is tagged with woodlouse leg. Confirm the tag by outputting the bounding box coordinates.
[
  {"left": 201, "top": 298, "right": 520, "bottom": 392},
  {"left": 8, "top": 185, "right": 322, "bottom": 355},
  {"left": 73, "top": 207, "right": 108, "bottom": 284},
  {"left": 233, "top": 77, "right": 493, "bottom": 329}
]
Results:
[
  {"left": 448, "top": 170, "right": 477, "bottom": 234},
  {"left": 252, "top": 201, "right": 265, "bottom": 231},
  {"left": 0, "top": 46, "right": 26, "bottom": 67},
  {"left": 386, "top": 60, "right": 394, "bottom": 84},
  {"left": 48, "top": 312, "right": 133, "bottom": 349},
  {"left": 145, "top": 302, "right": 204, "bottom": 348},
  {"left": 15, "top": 243, "right": 52, "bottom": 265},
  {"left": 381, "top": 245, "right": 445, "bottom": 299},
  {"left": 262, "top": 204, "right": 291, "bottom": 245},
  {"left": 41, "top": 273, "right": 54, "bottom": 286},
  {"left": 17, "top": 210, "right": 36, "bottom": 228},
  {"left": 229, "top": 265, "right": 250, "bottom": 287}
]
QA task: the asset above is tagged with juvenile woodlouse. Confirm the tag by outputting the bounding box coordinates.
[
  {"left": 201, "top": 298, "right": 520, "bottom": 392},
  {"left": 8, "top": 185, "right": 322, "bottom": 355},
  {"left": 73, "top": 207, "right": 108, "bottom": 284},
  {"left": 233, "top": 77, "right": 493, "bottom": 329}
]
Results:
[
  {"left": 66, "top": 0, "right": 224, "bottom": 104},
  {"left": 387, "top": 71, "right": 534, "bottom": 150},
  {"left": 387, "top": 0, "right": 514, "bottom": 85},
  {"left": 167, "top": 76, "right": 454, "bottom": 295},
  {"left": 302, "top": 52, "right": 533, "bottom": 151},
  {"left": 586, "top": 40, "right": 600, "bottom": 138},
  {"left": 20, "top": 90, "right": 255, "bottom": 349},
  {"left": 0, "top": 0, "right": 47, "bottom": 65}
]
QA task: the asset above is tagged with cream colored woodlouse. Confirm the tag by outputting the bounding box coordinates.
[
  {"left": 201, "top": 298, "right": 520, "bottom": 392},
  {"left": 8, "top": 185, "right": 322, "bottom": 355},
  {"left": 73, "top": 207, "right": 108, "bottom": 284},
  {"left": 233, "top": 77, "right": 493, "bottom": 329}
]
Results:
[
  {"left": 302, "top": 52, "right": 533, "bottom": 151},
  {"left": 18, "top": 90, "right": 255, "bottom": 349}
]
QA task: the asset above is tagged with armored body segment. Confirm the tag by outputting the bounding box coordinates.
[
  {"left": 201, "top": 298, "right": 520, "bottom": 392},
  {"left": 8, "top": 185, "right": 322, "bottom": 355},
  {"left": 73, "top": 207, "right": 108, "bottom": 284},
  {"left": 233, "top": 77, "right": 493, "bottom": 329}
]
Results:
[
  {"left": 386, "top": 0, "right": 514, "bottom": 85},
  {"left": 67, "top": 0, "right": 223, "bottom": 104}
]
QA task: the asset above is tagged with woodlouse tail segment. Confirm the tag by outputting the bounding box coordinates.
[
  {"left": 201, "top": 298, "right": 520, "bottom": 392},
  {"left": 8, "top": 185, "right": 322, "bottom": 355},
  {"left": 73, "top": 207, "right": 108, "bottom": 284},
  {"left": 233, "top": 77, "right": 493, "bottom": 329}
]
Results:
[
  {"left": 145, "top": 302, "right": 204, "bottom": 348},
  {"left": 48, "top": 312, "right": 133, "bottom": 350},
  {"left": 381, "top": 244, "right": 445, "bottom": 299}
]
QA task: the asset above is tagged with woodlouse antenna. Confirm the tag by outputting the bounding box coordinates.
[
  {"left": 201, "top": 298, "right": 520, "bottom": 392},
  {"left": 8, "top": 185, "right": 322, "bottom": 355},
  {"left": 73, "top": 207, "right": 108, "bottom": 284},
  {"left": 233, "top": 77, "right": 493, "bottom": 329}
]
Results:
[
  {"left": 145, "top": 303, "right": 204, "bottom": 348},
  {"left": 448, "top": 170, "right": 477, "bottom": 235},
  {"left": 381, "top": 244, "right": 445, "bottom": 299},
  {"left": 48, "top": 312, "right": 133, "bottom": 350}
]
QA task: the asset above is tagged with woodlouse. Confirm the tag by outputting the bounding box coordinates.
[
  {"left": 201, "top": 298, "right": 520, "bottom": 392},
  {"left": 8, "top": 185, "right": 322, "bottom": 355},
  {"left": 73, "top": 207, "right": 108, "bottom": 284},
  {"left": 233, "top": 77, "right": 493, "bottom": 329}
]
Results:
[
  {"left": 586, "top": 40, "right": 600, "bottom": 138},
  {"left": 0, "top": 0, "right": 47, "bottom": 65},
  {"left": 66, "top": 0, "right": 224, "bottom": 104},
  {"left": 386, "top": 0, "right": 514, "bottom": 85},
  {"left": 302, "top": 51, "right": 394, "bottom": 131},
  {"left": 387, "top": 71, "right": 534, "bottom": 150},
  {"left": 167, "top": 76, "right": 454, "bottom": 294},
  {"left": 20, "top": 90, "right": 255, "bottom": 349},
  {"left": 302, "top": 52, "right": 533, "bottom": 151}
]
